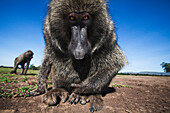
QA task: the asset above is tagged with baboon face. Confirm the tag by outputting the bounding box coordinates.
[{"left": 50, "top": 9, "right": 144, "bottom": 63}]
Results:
[
  {"left": 48, "top": 0, "right": 110, "bottom": 60},
  {"left": 68, "top": 12, "right": 92, "bottom": 60},
  {"left": 25, "top": 50, "right": 34, "bottom": 59}
]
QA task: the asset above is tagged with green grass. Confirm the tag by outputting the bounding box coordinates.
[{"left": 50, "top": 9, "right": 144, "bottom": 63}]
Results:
[
  {"left": 0, "top": 74, "right": 19, "bottom": 83},
  {"left": 0, "top": 67, "right": 39, "bottom": 98},
  {"left": 0, "top": 67, "right": 13, "bottom": 73},
  {"left": 112, "top": 84, "right": 133, "bottom": 88},
  {"left": 14, "top": 85, "right": 38, "bottom": 98},
  {"left": 0, "top": 86, "right": 13, "bottom": 98},
  {"left": 27, "top": 69, "right": 39, "bottom": 75},
  {"left": 0, "top": 77, "right": 11, "bottom": 83},
  {"left": 2, "top": 74, "right": 15, "bottom": 77},
  {"left": 0, "top": 92, "right": 13, "bottom": 98},
  {"left": 0, "top": 67, "right": 39, "bottom": 75},
  {"left": 0, "top": 85, "right": 38, "bottom": 98},
  {"left": 20, "top": 76, "right": 27, "bottom": 82}
]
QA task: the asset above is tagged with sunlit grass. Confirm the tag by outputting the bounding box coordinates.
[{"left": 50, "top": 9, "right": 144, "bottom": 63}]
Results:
[
  {"left": 0, "top": 85, "right": 38, "bottom": 98},
  {"left": 0, "top": 67, "right": 39, "bottom": 75},
  {"left": 0, "top": 67, "right": 13, "bottom": 73},
  {"left": 0, "top": 67, "right": 39, "bottom": 98},
  {"left": 112, "top": 84, "right": 133, "bottom": 88},
  {"left": 0, "top": 77, "right": 10, "bottom": 83}
]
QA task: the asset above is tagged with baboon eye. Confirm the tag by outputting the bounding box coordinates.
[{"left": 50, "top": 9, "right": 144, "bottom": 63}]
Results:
[
  {"left": 69, "top": 16, "right": 76, "bottom": 21},
  {"left": 83, "top": 16, "right": 89, "bottom": 20}
]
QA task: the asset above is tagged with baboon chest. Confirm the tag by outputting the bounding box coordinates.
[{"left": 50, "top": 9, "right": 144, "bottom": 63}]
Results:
[
  {"left": 53, "top": 58, "right": 91, "bottom": 83},
  {"left": 72, "top": 58, "right": 91, "bottom": 81}
]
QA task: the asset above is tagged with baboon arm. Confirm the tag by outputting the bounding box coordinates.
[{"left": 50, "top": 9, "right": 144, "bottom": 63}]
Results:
[
  {"left": 37, "top": 55, "right": 52, "bottom": 93},
  {"left": 74, "top": 46, "right": 127, "bottom": 95},
  {"left": 29, "top": 55, "right": 52, "bottom": 96},
  {"left": 73, "top": 68, "right": 117, "bottom": 95}
]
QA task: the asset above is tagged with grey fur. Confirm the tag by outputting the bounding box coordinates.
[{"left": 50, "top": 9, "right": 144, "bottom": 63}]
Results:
[{"left": 30, "top": 0, "right": 127, "bottom": 111}]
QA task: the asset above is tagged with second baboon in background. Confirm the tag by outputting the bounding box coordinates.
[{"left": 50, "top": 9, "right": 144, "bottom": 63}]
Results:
[
  {"left": 30, "top": 0, "right": 127, "bottom": 112},
  {"left": 10, "top": 50, "right": 33, "bottom": 75}
]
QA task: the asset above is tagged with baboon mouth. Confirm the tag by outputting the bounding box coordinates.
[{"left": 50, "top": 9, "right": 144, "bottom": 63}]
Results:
[
  {"left": 73, "top": 54, "right": 85, "bottom": 60},
  {"left": 75, "top": 56, "right": 84, "bottom": 60}
]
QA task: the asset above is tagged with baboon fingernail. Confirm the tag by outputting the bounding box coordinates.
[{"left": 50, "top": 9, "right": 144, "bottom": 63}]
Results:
[{"left": 89, "top": 108, "right": 94, "bottom": 112}]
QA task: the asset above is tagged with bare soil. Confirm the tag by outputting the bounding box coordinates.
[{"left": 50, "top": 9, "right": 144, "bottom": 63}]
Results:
[{"left": 0, "top": 75, "right": 170, "bottom": 113}]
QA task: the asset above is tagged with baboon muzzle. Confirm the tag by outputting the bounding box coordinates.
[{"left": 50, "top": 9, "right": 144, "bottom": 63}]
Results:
[{"left": 69, "top": 26, "right": 91, "bottom": 60}]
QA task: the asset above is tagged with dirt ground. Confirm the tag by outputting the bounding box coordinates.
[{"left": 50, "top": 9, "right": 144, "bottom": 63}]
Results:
[{"left": 0, "top": 75, "right": 170, "bottom": 113}]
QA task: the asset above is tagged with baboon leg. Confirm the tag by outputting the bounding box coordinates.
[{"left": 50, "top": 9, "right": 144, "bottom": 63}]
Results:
[
  {"left": 88, "top": 95, "right": 103, "bottom": 112},
  {"left": 21, "top": 64, "right": 25, "bottom": 75},
  {"left": 23, "top": 61, "right": 30, "bottom": 75},
  {"left": 42, "top": 88, "right": 69, "bottom": 106}
]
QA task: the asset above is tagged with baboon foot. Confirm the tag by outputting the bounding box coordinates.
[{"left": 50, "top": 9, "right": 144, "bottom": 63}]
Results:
[
  {"left": 42, "top": 88, "right": 69, "bottom": 106},
  {"left": 88, "top": 95, "right": 103, "bottom": 112}
]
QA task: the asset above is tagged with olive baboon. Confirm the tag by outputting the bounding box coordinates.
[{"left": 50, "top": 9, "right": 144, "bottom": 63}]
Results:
[
  {"left": 30, "top": 0, "right": 127, "bottom": 112},
  {"left": 10, "top": 50, "right": 33, "bottom": 75}
]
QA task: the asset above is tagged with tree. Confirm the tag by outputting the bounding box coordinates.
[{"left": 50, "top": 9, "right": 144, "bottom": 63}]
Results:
[
  {"left": 29, "top": 64, "right": 40, "bottom": 70},
  {"left": 161, "top": 62, "right": 170, "bottom": 72}
]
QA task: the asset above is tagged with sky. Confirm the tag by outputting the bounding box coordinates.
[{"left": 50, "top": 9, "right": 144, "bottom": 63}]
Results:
[{"left": 0, "top": 0, "right": 170, "bottom": 72}]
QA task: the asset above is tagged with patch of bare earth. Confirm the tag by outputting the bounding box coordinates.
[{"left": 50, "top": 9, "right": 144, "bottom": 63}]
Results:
[{"left": 0, "top": 75, "right": 170, "bottom": 113}]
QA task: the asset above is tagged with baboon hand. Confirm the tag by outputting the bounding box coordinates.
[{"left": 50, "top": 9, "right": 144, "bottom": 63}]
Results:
[
  {"left": 68, "top": 93, "right": 90, "bottom": 105},
  {"left": 89, "top": 95, "right": 103, "bottom": 112},
  {"left": 42, "top": 88, "right": 69, "bottom": 106},
  {"left": 68, "top": 93, "right": 80, "bottom": 105}
]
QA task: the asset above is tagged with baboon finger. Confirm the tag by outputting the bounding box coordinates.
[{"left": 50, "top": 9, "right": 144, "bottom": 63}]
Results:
[
  {"left": 60, "top": 91, "right": 69, "bottom": 103},
  {"left": 68, "top": 93, "right": 80, "bottom": 105},
  {"left": 80, "top": 96, "right": 89, "bottom": 105}
]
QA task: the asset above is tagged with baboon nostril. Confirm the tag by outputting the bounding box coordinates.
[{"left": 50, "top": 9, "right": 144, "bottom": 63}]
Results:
[{"left": 74, "top": 49, "right": 85, "bottom": 60}]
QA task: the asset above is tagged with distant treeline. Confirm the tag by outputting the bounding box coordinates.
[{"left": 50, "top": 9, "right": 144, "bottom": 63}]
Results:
[
  {"left": 118, "top": 72, "right": 170, "bottom": 76},
  {"left": 29, "top": 64, "right": 41, "bottom": 70},
  {"left": 117, "top": 73, "right": 155, "bottom": 76},
  {"left": 0, "top": 66, "right": 13, "bottom": 68}
]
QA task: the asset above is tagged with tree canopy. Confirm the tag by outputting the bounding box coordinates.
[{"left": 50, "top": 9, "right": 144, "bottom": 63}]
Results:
[
  {"left": 29, "top": 64, "right": 40, "bottom": 70},
  {"left": 161, "top": 62, "right": 170, "bottom": 72}
]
